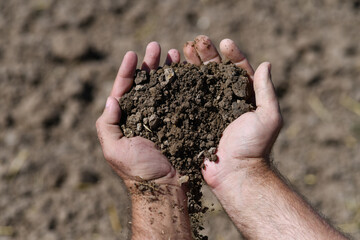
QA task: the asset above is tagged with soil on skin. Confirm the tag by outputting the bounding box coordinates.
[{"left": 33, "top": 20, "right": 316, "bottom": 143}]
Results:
[{"left": 119, "top": 62, "right": 255, "bottom": 239}]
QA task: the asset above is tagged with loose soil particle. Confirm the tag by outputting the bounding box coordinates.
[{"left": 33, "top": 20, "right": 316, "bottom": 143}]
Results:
[{"left": 119, "top": 61, "right": 255, "bottom": 239}]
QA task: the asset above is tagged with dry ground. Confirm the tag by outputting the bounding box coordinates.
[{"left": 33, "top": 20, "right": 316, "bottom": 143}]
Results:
[{"left": 0, "top": 0, "right": 359, "bottom": 239}]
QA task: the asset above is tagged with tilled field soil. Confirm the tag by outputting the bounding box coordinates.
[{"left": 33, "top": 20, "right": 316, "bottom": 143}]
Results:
[{"left": 0, "top": 0, "right": 359, "bottom": 239}]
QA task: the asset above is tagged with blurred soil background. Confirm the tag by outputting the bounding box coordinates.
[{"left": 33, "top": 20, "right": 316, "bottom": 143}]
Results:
[{"left": 0, "top": 0, "right": 359, "bottom": 239}]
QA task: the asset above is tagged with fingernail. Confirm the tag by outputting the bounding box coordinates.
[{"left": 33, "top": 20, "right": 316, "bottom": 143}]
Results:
[
  {"left": 201, "top": 158, "right": 209, "bottom": 170},
  {"left": 105, "top": 97, "right": 112, "bottom": 108}
]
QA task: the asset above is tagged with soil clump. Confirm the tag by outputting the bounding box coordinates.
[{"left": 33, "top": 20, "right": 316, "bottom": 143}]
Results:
[{"left": 119, "top": 62, "right": 255, "bottom": 239}]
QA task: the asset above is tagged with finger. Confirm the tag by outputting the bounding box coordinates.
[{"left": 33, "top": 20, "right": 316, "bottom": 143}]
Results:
[
  {"left": 164, "top": 49, "right": 180, "bottom": 65},
  {"left": 183, "top": 41, "right": 202, "bottom": 65},
  {"left": 194, "top": 35, "right": 221, "bottom": 64},
  {"left": 141, "top": 41, "right": 161, "bottom": 72},
  {"left": 96, "top": 97, "right": 123, "bottom": 143},
  {"left": 220, "top": 39, "right": 254, "bottom": 78},
  {"left": 253, "top": 62, "right": 281, "bottom": 116},
  {"left": 111, "top": 51, "right": 138, "bottom": 99}
]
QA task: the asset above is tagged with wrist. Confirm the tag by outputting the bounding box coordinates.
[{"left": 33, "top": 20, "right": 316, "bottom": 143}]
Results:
[
  {"left": 127, "top": 179, "right": 188, "bottom": 201},
  {"left": 210, "top": 157, "right": 271, "bottom": 196},
  {"left": 129, "top": 182, "right": 192, "bottom": 240},
  {"left": 123, "top": 166, "right": 187, "bottom": 194},
  {"left": 115, "top": 162, "right": 182, "bottom": 187}
]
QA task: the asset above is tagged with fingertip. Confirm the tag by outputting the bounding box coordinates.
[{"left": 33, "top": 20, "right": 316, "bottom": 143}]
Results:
[
  {"left": 168, "top": 49, "right": 180, "bottom": 60},
  {"left": 122, "top": 51, "right": 138, "bottom": 70},
  {"left": 267, "top": 62, "right": 271, "bottom": 69},
  {"left": 265, "top": 62, "right": 272, "bottom": 78},
  {"left": 194, "top": 35, "right": 221, "bottom": 64},
  {"left": 254, "top": 61, "right": 279, "bottom": 113},
  {"left": 220, "top": 38, "right": 232, "bottom": 43},
  {"left": 105, "top": 96, "right": 112, "bottom": 108},
  {"left": 142, "top": 41, "right": 161, "bottom": 71},
  {"left": 201, "top": 158, "right": 210, "bottom": 174},
  {"left": 262, "top": 61, "right": 271, "bottom": 69},
  {"left": 201, "top": 158, "right": 219, "bottom": 187},
  {"left": 124, "top": 51, "right": 138, "bottom": 68},
  {"left": 254, "top": 62, "right": 268, "bottom": 80},
  {"left": 105, "top": 96, "right": 121, "bottom": 124},
  {"left": 146, "top": 41, "right": 161, "bottom": 57},
  {"left": 125, "top": 50, "right": 137, "bottom": 59},
  {"left": 219, "top": 38, "right": 234, "bottom": 54},
  {"left": 98, "top": 96, "right": 124, "bottom": 142},
  {"left": 183, "top": 41, "right": 194, "bottom": 55},
  {"left": 111, "top": 52, "right": 137, "bottom": 98},
  {"left": 148, "top": 41, "right": 159, "bottom": 46},
  {"left": 183, "top": 41, "right": 193, "bottom": 48},
  {"left": 256, "top": 62, "right": 271, "bottom": 77},
  {"left": 219, "top": 39, "right": 255, "bottom": 78},
  {"left": 105, "top": 96, "right": 119, "bottom": 112},
  {"left": 183, "top": 41, "right": 201, "bottom": 65},
  {"left": 165, "top": 49, "right": 180, "bottom": 65},
  {"left": 202, "top": 157, "right": 218, "bottom": 172},
  {"left": 194, "top": 35, "right": 210, "bottom": 50}
]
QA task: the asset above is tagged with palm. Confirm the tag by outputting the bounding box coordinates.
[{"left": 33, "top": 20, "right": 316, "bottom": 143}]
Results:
[
  {"left": 96, "top": 44, "right": 182, "bottom": 186},
  {"left": 110, "top": 137, "right": 173, "bottom": 181},
  {"left": 218, "top": 111, "right": 275, "bottom": 161},
  {"left": 203, "top": 109, "right": 280, "bottom": 187},
  {"left": 180, "top": 36, "right": 282, "bottom": 189}
]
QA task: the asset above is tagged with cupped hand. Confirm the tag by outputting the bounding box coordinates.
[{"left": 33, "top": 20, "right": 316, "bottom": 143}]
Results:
[
  {"left": 96, "top": 42, "right": 182, "bottom": 187},
  {"left": 183, "top": 35, "right": 283, "bottom": 189}
]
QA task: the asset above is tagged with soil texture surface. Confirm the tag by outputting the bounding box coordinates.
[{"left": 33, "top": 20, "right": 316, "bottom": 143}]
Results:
[{"left": 1, "top": 0, "right": 360, "bottom": 239}]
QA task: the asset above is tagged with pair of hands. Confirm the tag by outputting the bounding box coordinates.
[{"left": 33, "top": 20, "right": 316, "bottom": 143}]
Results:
[{"left": 96, "top": 35, "right": 282, "bottom": 191}]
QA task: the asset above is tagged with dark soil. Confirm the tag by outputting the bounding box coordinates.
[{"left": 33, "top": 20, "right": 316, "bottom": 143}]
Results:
[
  {"left": 119, "top": 62, "right": 255, "bottom": 239},
  {"left": 1, "top": 1, "right": 360, "bottom": 239}
]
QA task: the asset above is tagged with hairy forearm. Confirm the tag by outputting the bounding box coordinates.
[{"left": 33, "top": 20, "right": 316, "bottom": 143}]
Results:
[
  {"left": 129, "top": 182, "right": 192, "bottom": 240},
  {"left": 212, "top": 159, "right": 347, "bottom": 240}
]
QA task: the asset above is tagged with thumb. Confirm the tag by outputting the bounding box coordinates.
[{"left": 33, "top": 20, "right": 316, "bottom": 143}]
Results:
[
  {"left": 96, "top": 96, "right": 123, "bottom": 143},
  {"left": 253, "top": 62, "right": 281, "bottom": 117},
  {"left": 201, "top": 158, "right": 220, "bottom": 189},
  {"left": 103, "top": 96, "right": 121, "bottom": 125}
]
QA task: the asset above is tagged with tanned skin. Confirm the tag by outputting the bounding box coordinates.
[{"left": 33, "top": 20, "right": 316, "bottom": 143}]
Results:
[{"left": 96, "top": 35, "right": 348, "bottom": 239}]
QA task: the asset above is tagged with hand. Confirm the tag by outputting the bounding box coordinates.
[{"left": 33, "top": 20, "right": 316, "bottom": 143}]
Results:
[
  {"left": 184, "top": 36, "right": 347, "bottom": 240},
  {"left": 97, "top": 44, "right": 192, "bottom": 239},
  {"left": 183, "top": 35, "right": 283, "bottom": 189},
  {"left": 96, "top": 42, "right": 183, "bottom": 187}
]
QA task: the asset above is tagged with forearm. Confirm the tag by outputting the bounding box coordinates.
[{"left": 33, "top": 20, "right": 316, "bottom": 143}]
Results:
[
  {"left": 212, "top": 159, "right": 347, "bottom": 240},
  {"left": 129, "top": 182, "right": 192, "bottom": 240}
]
